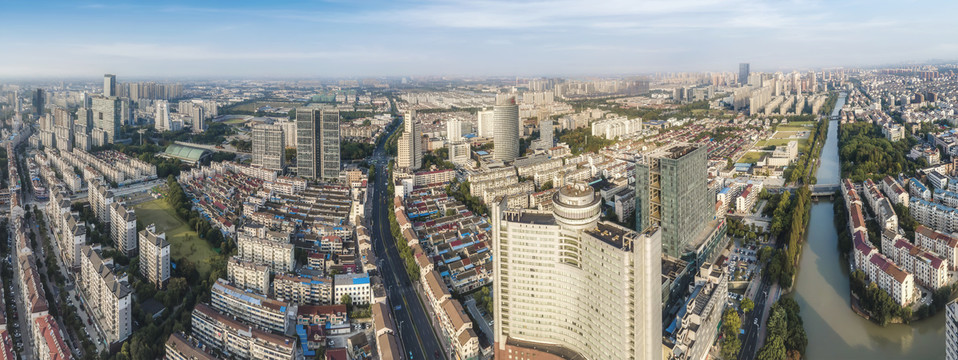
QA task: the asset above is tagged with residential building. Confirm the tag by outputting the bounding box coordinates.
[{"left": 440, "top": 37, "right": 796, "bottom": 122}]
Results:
[
  {"left": 591, "top": 116, "right": 642, "bottom": 139},
  {"left": 476, "top": 109, "right": 495, "bottom": 138},
  {"left": 635, "top": 144, "right": 710, "bottom": 257},
  {"left": 227, "top": 256, "right": 271, "bottom": 295},
  {"left": 78, "top": 245, "right": 132, "bottom": 345},
  {"left": 882, "top": 230, "right": 948, "bottom": 290},
  {"left": 210, "top": 279, "right": 292, "bottom": 334},
  {"left": 110, "top": 202, "right": 137, "bottom": 255},
  {"left": 438, "top": 299, "right": 479, "bottom": 360},
  {"left": 739, "top": 63, "right": 750, "bottom": 85},
  {"left": 666, "top": 263, "right": 728, "bottom": 360},
  {"left": 910, "top": 197, "right": 958, "bottom": 234},
  {"left": 493, "top": 184, "right": 662, "bottom": 360},
  {"left": 493, "top": 95, "right": 519, "bottom": 162},
  {"left": 273, "top": 273, "right": 333, "bottom": 305},
  {"left": 397, "top": 110, "right": 422, "bottom": 170},
  {"left": 237, "top": 232, "right": 295, "bottom": 273},
  {"left": 155, "top": 100, "right": 170, "bottom": 131},
  {"left": 138, "top": 224, "right": 171, "bottom": 288},
  {"left": 32, "top": 315, "right": 71, "bottom": 360},
  {"left": 916, "top": 225, "right": 958, "bottom": 271},
  {"left": 252, "top": 124, "right": 286, "bottom": 171},
  {"left": 334, "top": 273, "right": 371, "bottom": 305},
  {"left": 88, "top": 180, "right": 114, "bottom": 224},
  {"left": 104, "top": 74, "right": 116, "bottom": 97},
  {"left": 296, "top": 108, "right": 341, "bottom": 180},
  {"left": 191, "top": 303, "right": 297, "bottom": 360},
  {"left": 947, "top": 299, "right": 958, "bottom": 360},
  {"left": 60, "top": 214, "right": 85, "bottom": 270},
  {"left": 164, "top": 332, "right": 217, "bottom": 360},
  {"left": 882, "top": 176, "right": 910, "bottom": 207}
]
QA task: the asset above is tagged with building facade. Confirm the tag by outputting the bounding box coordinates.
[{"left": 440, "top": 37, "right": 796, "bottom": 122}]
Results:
[
  {"left": 493, "top": 95, "right": 519, "bottom": 162},
  {"left": 138, "top": 224, "right": 171, "bottom": 289},
  {"left": 252, "top": 124, "right": 286, "bottom": 171},
  {"left": 493, "top": 184, "right": 662, "bottom": 360},
  {"left": 635, "top": 145, "right": 710, "bottom": 257}
]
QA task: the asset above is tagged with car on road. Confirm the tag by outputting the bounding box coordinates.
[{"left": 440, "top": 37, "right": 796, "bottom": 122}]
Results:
[
  {"left": 754, "top": 318, "right": 758, "bottom": 325},
  {"left": 395, "top": 305, "right": 402, "bottom": 311}
]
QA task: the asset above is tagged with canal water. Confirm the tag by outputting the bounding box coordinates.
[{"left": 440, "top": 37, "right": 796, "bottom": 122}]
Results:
[{"left": 792, "top": 93, "right": 946, "bottom": 359}]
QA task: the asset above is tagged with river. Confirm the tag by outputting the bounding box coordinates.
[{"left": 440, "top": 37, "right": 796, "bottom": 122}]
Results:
[{"left": 791, "top": 93, "right": 946, "bottom": 359}]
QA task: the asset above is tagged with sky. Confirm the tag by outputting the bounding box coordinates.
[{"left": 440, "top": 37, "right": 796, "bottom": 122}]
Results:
[{"left": 1, "top": 0, "right": 957, "bottom": 79}]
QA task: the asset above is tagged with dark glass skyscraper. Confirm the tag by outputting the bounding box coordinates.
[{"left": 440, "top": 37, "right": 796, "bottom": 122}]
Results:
[
  {"left": 635, "top": 145, "right": 709, "bottom": 257},
  {"left": 738, "top": 63, "right": 750, "bottom": 85}
]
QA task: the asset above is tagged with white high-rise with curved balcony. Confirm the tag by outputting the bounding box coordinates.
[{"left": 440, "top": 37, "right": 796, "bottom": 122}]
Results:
[
  {"left": 493, "top": 95, "right": 519, "bottom": 162},
  {"left": 492, "top": 183, "right": 662, "bottom": 360}
]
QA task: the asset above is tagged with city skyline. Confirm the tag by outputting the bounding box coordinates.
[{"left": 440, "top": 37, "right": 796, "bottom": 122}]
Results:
[{"left": 2, "top": 1, "right": 958, "bottom": 78}]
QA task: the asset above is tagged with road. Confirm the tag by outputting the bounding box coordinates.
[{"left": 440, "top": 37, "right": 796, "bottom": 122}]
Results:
[{"left": 367, "top": 127, "right": 446, "bottom": 360}]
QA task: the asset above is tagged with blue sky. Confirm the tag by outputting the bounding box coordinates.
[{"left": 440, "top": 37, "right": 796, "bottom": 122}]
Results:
[{"left": 1, "top": 0, "right": 956, "bottom": 79}]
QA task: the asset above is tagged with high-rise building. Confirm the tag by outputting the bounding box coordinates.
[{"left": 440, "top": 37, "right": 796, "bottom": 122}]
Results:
[
  {"left": 296, "top": 108, "right": 340, "bottom": 180},
  {"left": 397, "top": 110, "right": 422, "bottom": 170},
  {"left": 320, "top": 109, "right": 341, "bottom": 180},
  {"left": 139, "top": 224, "right": 170, "bottom": 289},
  {"left": 492, "top": 183, "right": 662, "bottom": 360},
  {"left": 32, "top": 89, "right": 44, "bottom": 115},
  {"left": 477, "top": 109, "right": 495, "bottom": 138},
  {"left": 493, "top": 95, "right": 519, "bottom": 162},
  {"left": 252, "top": 124, "right": 285, "bottom": 171},
  {"left": 190, "top": 105, "right": 205, "bottom": 133},
  {"left": 104, "top": 74, "right": 116, "bottom": 97},
  {"left": 948, "top": 299, "right": 958, "bottom": 360},
  {"left": 296, "top": 108, "right": 319, "bottom": 179},
  {"left": 539, "top": 117, "right": 553, "bottom": 148},
  {"left": 110, "top": 202, "right": 137, "bottom": 256},
  {"left": 447, "top": 118, "right": 463, "bottom": 142},
  {"left": 635, "top": 144, "right": 710, "bottom": 257},
  {"left": 738, "top": 63, "right": 750, "bottom": 85},
  {"left": 92, "top": 96, "right": 122, "bottom": 143},
  {"left": 155, "top": 100, "right": 170, "bottom": 131}
]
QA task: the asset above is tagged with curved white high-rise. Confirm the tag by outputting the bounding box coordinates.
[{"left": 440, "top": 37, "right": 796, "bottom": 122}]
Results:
[
  {"left": 493, "top": 95, "right": 519, "bottom": 162},
  {"left": 492, "top": 183, "right": 662, "bottom": 360}
]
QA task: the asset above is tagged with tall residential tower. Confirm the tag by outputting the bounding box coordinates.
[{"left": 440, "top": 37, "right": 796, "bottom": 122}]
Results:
[
  {"left": 252, "top": 124, "right": 286, "bottom": 171},
  {"left": 397, "top": 110, "right": 422, "bottom": 170},
  {"left": 296, "top": 108, "right": 340, "bottom": 180}
]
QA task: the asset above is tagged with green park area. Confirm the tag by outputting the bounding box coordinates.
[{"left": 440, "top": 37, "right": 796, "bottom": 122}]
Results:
[
  {"left": 738, "top": 151, "right": 765, "bottom": 164},
  {"left": 134, "top": 198, "right": 217, "bottom": 277},
  {"left": 755, "top": 137, "right": 810, "bottom": 153}
]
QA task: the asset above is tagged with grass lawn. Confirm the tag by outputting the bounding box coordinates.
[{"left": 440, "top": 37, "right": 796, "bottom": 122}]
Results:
[
  {"left": 222, "top": 117, "right": 250, "bottom": 125},
  {"left": 756, "top": 138, "right": 811, "bottom": 153},
  {"left": 738, "top": 151, "right": 765, "bottom": 164},
  {"left": 776, "top": 125, "right": 814, "bottom": 132},
  {"left": 134, "top": 198, "right": 217, "bottom": 277},
  {"left": 772, "top": 131, "right": 810, "bottom": 139}
]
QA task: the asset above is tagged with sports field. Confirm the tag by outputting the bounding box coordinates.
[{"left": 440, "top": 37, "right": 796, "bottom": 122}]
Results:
[{"left": 134, "top": 198, "right": 217, "bottom": 277}]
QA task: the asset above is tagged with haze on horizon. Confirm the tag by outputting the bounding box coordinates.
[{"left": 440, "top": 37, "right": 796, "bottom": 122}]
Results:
[{"left": 2, "top": 0, "right": 957, "bottom": 79}]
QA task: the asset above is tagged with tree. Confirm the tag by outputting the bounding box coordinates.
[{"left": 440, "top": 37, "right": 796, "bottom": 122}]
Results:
[
  {"left": 341, "top": 294, "right": 353, "bottom": 310},
  {"left": 720, "top": 308, "right": 742, "bottom": 359},
  {"left": 741, "top": 298, "right": 755, "bottom": 314}
]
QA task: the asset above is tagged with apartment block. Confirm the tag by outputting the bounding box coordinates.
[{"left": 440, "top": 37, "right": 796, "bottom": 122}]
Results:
[
  {"left": 882, "top": 230, "right": 948, "bottom": 290},
  {"left": 60, "top": 213, "right": 85, "bottom": 270},
  {"left": 273, "top": 273, "right": 333, "bottom": 305},
  {"left": 110, "top": 202, "right": 138, "bottom": 255},
  {"left": 32, "top": 315, "right": 71, "bottom": 360},
  {"left": 881, "top": 176, "right": 910, "bottom": 207},
  {"left": 947, "top": 299, "right": 958, "bottom": 360},
  {"left": 910, "top": 197, "right": 958, "bottom": 234},
  {"left": 916, "top": 225, "right": 958, "bottom": 270},
  {"left": 211, "top": 279, "right": 292, "bottom": 334},
  {"left": 333, "top": 273, "right": 371, "bottom": 305},
  {"left": 227, "top": 256, "right": 271, "bottom": 295},
  {"left": 88, "top": 180, "right": 114, "bottom": 224},
  {"left": 79, "top": 245, "right": 132, "bottom": 345},
  {"left": 191, "top": 303, "right": 297, "bottom": 360},
  {"left": 237, "top": 232, "right": 295, "bottom": 273},
  {"left": 164, "top": 332, "right": 217, "bottom": 360},
  {"left": 138, "top": 224, "right": 171, "bottom": 288}
]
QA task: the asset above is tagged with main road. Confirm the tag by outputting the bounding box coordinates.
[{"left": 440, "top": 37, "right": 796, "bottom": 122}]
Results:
[{"left": 367, "top": 125, "right": 446, "bottom": 360}]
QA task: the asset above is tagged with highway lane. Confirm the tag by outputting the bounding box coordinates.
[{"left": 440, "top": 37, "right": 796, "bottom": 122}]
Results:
[{"left": 367, "top": 131, "right": 445, "bottom": 360}]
